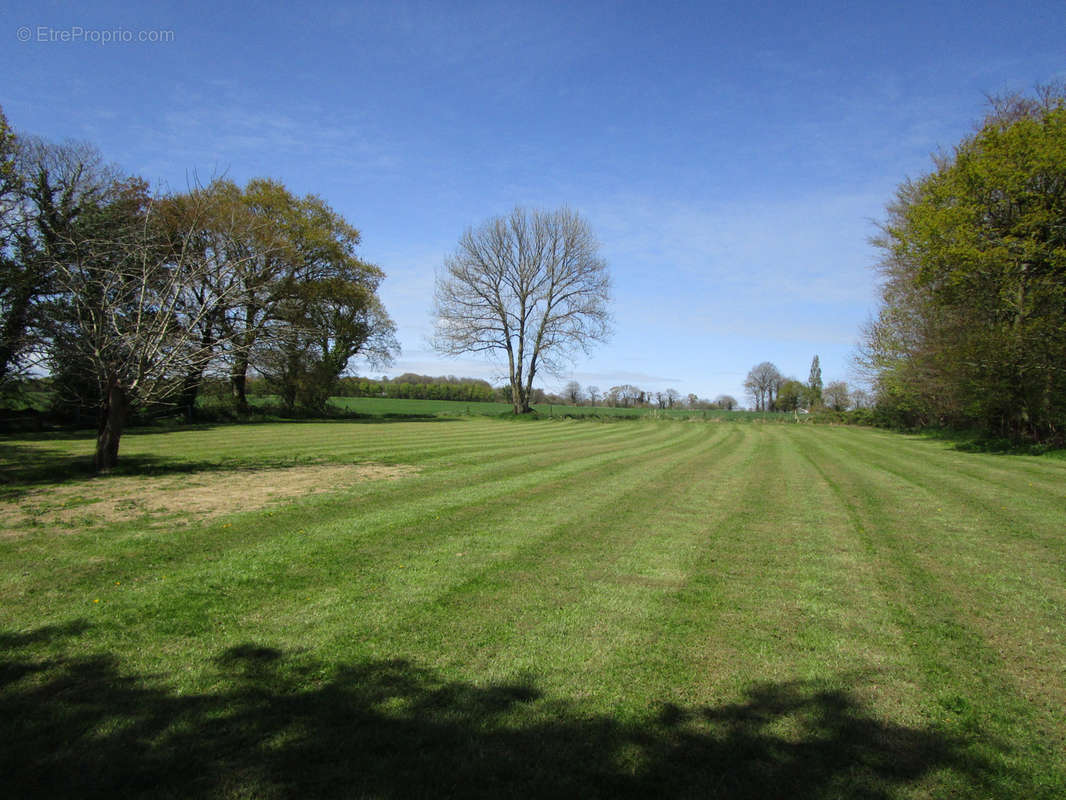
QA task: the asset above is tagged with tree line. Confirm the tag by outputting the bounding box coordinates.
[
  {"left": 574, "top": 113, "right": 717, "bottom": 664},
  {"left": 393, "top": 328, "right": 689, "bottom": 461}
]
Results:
[
  {"left": 744, "top": 356, "right": 867, "bottom": 413},
  {"left": 859, "top": 86, "right": 1066, "bottom": 443},
  {"left": 335, "top": 374, "right": 496, "bottom": 402},
  {"left": 0, "top": 107, "right": 398, "bottom": 469}
]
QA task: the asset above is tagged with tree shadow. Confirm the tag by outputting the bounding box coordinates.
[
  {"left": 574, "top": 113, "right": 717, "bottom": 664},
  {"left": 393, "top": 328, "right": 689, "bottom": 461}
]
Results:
[
  {"left": 1, "top": 622, "right": 1032, "bottom": 799},
  {"left": 0, "top": 415, "right": 453, "bottom": 497},
  {"left": 0, "top": 443, "right": 336, "bottom": 498}
]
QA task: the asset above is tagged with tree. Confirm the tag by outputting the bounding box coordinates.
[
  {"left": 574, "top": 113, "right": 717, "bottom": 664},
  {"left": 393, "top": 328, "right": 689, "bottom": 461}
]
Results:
[
  {"left": 161, "top": 178, "right": 400, "bottom": 416},
  {"left": 433, "top": 207, "right": 611, "bottom": 414},
  {"left": 823, "top": 381, "right": 850, "bottom": 412},
  {"left": 562, "top": 380, "right": 583, "bottom": 405},
  {"left": 1, "top": 130, "right": 117, "bottom": 388},
  {"left": 256, "top": 280, "right": 397, "bottom": 414},
  {"left": 713, "top": 394, "right": 737, "bottom": 410},
  {"left": 666, "top": 388, "right": 681, "bottom": 408},
  {"left": 46, "top": 179, "right": 252, "bottom": 470},
  {"left": 744, "top": 362, "right": 782, "bottom": 411},
  {"left": 612, "top": 384, "right": 643, "bottom": 407},
  {"left": 850, "top": 387, "right": 873, "bottom": 409},
  {"left": 861, "top": 86, "right": 1066, "bottom": 440},
  {"left": 0, "top": 106, "right": 23, "bottom": 386},
  {"left": 807, "top": 355, "right": 823, "bottom": 408},
  {"left": 586, "top": 385, "right": 600, "bottom": 406},
  {"left": 775, "top": 379, "right": 807, "bottom": 412}
]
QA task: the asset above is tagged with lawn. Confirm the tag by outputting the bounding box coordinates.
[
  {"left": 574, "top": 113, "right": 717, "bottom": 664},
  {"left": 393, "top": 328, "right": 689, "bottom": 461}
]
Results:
[{"left": 1, "top": 418, "right": 1064, "bottom": 798}]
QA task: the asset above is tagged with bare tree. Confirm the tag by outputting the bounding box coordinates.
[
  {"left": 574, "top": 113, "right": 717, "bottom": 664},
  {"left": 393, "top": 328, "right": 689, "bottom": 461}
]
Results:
[
  {"left": 849, "top": 387, "right": 873, "bottom": 409},
  {"left": 586, "top": 385, "right": 600, "bottom": 406},
  {"left": 823, "top": 380, "right": 851, "bottom": 412},
  {"left": 744, "top": 362, "right": 782, "bottom": 411},
  {"left": 714, "top": 394, "right": 738, "bottom": 410},
  {"left": 562, "top": 379, "right": 583, "bottom": 405},
  {"left": 433, "top": 208, "right": 611, "bottom": 414},
  {"left": 48, "top": 181, "right": 253, "bottom": 470}
]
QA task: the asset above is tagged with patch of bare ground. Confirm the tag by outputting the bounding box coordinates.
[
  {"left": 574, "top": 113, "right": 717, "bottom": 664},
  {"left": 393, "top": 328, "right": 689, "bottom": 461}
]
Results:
[{"left": 0, "top": 463, "right": 415, "bottom": 533}]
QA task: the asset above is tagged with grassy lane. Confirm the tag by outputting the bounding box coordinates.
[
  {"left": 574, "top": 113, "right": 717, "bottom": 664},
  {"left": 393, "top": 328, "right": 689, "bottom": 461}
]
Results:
[{"left": 1, "top": 419, "right": 1064, "bottom": 798}]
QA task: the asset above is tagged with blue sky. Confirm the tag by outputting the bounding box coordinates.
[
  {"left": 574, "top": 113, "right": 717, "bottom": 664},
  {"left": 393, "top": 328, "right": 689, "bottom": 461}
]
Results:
[{"left": 4, "top": 1, "right": 1063, "bottom": 403}]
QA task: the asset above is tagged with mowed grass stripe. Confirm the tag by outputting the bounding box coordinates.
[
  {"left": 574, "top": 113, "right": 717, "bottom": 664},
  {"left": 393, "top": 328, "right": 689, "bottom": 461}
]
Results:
[
  {"left": 371, "top": 425, "right": 752, "bottom": 687},
  {"left": 3, "top": 417, "right": 636, "bottom": 475},
  {"left": 543, "top": 422, "right": 774, "bottom": 710},
  {"left": 2, "top": 419, "right": 1063, "bottom": 799},
  {"left": 808, "top": 427, "right": 1066, "bottom": 632},
  {"left": 608, "top": 426, "right": 921, "bottom": 716},
  {"left": 795, "top": 426, "right": 1066, "bottom": 796}
]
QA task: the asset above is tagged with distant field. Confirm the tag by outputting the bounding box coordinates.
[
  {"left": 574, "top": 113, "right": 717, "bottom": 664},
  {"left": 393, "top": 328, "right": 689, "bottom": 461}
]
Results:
[
  {"left": 1, "top": 418, "right": 1064, "bottom": 797},
  {"left": 4, "top": 390, "right": 782, "bottom": 422},
  {"left": 328, "top": 394, "right": 777, "bottom": 420}
]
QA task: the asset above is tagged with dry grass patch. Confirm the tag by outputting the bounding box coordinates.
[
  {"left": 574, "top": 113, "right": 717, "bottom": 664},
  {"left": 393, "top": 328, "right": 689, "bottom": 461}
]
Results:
[{"left": 0, "top": 463, "right": 416, "bottom": 533}]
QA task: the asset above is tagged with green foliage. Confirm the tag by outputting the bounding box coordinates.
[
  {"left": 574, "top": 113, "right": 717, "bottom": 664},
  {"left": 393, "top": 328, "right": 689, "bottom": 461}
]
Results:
[
  {"left": 774, "top": 379, "right": 807, "bottom": 411},
  {"left": 864, "top": 88, "right": 1066, "bottom": 442},
  {"left": 206, "top": 178, "right": 398, "bottom": 414},
  {"left": 807, "top": 355, "right": 823, "bottom": 407},
  {"left": 1, "top": 110, "right": 401, "bottom": 457}
]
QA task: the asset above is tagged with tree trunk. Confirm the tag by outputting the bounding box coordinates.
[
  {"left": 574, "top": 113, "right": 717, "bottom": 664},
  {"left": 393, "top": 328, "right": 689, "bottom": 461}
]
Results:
[
  {"left": 94, "top": 382, "right": 128, "bottom": 472},
  {"left": 230, "top": 351, "right": 250, "bottom": 413},
  {"left": 510, "top": 378, "right": 527, "bottom": 415},
  {"left": 178, "top": 369, "right": 203, "bottom": 423},
  {"left": 179, "top": 325, "right": 215, "bottom": 422}
]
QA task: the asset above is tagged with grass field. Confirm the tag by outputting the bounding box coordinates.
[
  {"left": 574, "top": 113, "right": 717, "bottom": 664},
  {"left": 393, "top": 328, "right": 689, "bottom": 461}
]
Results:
[
  {"left": 308, "top": 394, "right": 771, "bottom": 420},
  {"left": 1, "top": 418, "right": 1064, "bottom": 798}
]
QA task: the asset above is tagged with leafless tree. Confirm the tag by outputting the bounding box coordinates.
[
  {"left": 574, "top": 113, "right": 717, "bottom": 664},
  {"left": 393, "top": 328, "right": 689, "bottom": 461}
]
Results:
[
  {"left": 433, "top": 207, "right": 611, "bottom": 414},
  {"left": 744, "top": 362, "right": 782, "bottom": 411},
  {"left": 849, "top": 387, "right": 873, "bottom": 409},
  {"left": 48, "top": 182, "right": 255, "bottom": 470},
  {"left": 714, "top": 394, "right": 738, "bottom": 410},
  {"left": 563, "top": 380, "right": 583, "bottom": 405},
  {"left": 823, "top": 380, "right": 851, "bottom": 412},
  {"left": 586, "top": 385, "right": 600, "bottom": 406}
]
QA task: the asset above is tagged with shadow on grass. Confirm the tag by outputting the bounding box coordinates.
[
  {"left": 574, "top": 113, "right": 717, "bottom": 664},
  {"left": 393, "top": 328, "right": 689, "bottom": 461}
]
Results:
[
  {"left": 0, "top": 415, "right": 459, "bottom": 495},
  {"left": 0, "top": 444, "right": 318, "bottom": 497},
  {"left": 906, "top": 428, "right": 1065, "bottom": 457},
  {"left": 1, "top": 622, "right": 1028, "bottom": 799}
]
